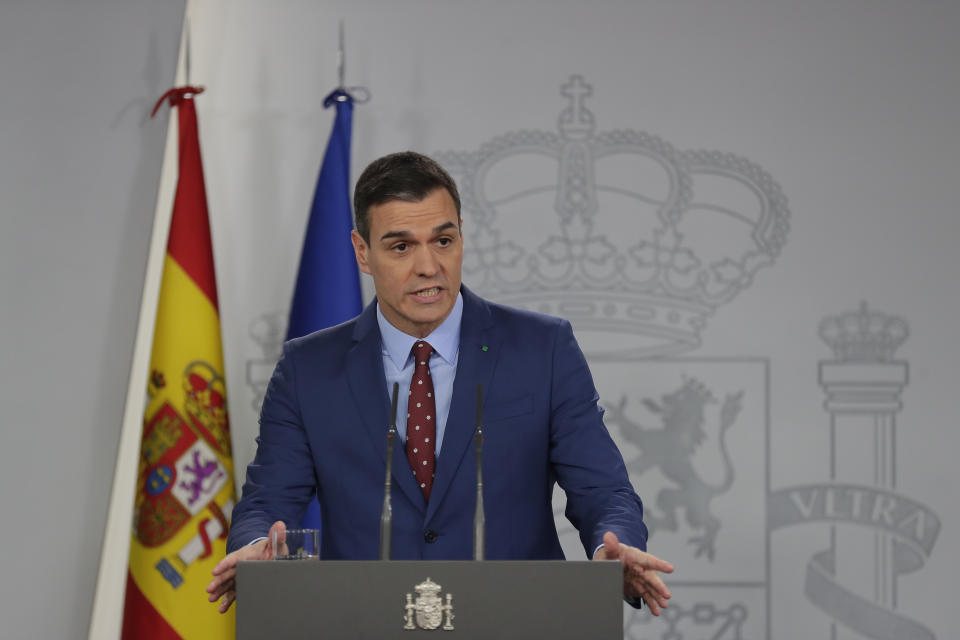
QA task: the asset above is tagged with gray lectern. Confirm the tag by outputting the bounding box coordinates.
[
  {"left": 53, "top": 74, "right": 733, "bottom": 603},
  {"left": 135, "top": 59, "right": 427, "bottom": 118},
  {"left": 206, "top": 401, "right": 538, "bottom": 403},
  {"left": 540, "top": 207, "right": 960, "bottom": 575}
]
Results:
[{"left": 237, "top": 560, "right": 623, "bottom": 639}]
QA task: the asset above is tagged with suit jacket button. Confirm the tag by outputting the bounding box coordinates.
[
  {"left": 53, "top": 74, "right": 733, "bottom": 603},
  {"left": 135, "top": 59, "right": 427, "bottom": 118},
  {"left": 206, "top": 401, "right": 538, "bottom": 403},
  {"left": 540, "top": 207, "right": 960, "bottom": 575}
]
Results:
[{"left": 424, "top": 529, "right": 438, "bottom": 543}]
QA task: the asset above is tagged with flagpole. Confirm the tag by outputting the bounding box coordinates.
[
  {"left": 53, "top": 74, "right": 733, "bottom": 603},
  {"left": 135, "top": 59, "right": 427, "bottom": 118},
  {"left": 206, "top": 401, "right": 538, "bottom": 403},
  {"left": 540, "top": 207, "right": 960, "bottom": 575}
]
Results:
[{"left": 87, "top": 6, "right": 189, "bottom": 639}]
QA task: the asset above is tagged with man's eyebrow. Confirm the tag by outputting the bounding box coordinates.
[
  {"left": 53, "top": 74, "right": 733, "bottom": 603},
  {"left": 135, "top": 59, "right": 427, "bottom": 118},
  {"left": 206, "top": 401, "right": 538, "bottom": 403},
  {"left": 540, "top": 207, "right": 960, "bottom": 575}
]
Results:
[
  {"left": 379, "top": 230, "right": 412, "bottom": 242},
  {"left": 433, "top": 221, "right": 458, "bottom": 234}
]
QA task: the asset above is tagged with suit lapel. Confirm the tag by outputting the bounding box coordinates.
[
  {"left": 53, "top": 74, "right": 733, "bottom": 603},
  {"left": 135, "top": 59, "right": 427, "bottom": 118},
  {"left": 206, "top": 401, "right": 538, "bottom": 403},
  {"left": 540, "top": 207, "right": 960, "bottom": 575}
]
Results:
[
  {"left": 347, "top": 301, "right": 426, "bottom": 512},
  {"left": 426, "top": 287, "right": 499, "bottom": 524}
]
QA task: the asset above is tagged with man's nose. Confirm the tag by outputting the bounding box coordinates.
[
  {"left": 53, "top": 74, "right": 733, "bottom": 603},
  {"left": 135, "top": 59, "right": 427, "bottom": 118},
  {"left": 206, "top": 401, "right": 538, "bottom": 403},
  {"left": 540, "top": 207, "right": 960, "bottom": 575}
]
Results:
[{"left": 413, "top": 245, "right": 440, "bottom": 276}]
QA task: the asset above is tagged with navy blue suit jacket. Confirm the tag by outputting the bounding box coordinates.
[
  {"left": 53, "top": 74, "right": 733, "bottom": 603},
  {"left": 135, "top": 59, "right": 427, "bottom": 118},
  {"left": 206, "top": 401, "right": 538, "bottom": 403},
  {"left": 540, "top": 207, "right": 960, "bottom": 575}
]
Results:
[{"left": 227, "top": 286, "right": 647, "bottom": 560}]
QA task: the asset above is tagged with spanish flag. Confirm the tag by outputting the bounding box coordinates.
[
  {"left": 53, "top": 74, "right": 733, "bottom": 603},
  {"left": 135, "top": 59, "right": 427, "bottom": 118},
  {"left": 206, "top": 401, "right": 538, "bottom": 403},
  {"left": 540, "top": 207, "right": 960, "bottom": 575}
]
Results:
[{"left": 121, "top": 87, "right": 235, "bottom": 639}]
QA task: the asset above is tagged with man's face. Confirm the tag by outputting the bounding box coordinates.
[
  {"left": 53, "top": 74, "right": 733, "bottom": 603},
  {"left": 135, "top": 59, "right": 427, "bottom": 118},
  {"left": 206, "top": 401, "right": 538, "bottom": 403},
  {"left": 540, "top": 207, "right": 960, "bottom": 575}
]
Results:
[{"left": 352, "top": 188, "right": 463, "bottom": 338}]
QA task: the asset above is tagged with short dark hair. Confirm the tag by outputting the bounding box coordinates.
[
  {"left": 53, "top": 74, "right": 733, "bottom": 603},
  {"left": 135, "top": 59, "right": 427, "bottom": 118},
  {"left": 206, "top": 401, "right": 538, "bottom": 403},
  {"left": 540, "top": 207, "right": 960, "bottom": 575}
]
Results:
[{"left": 353, "top": 151, "right": 461, "bottom": 243}]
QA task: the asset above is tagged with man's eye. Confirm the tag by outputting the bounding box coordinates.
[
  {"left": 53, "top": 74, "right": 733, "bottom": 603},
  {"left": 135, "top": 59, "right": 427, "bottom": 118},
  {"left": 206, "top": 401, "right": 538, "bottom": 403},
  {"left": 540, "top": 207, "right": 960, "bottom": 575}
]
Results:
[
  {"left": 392, "top": 243, "right": 408, "bottom": 252},
  {"left": 437, "top": 237, "right": 452, "bottom": 247}
]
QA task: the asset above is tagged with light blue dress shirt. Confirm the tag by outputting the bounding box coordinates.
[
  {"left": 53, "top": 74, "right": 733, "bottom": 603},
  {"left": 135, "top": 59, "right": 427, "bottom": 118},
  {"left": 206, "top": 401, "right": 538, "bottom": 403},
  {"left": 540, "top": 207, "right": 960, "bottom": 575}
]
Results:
[{"left": 376, "top": 292, "right": 463, "bottom": 456}]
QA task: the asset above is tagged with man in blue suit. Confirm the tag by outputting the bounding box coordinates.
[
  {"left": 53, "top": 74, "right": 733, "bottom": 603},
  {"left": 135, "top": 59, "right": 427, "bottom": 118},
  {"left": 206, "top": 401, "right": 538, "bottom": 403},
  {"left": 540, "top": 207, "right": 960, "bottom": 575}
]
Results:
[{"left": 208, "top": 151, "right": 673, "bottom": 614}]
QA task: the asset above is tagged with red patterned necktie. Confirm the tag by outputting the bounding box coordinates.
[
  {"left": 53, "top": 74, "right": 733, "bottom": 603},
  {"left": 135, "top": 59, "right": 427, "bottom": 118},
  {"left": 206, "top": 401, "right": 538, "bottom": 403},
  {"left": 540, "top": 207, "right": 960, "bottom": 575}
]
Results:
[{"left": 407, "top": 341, "right": 436, "bottom": 500}]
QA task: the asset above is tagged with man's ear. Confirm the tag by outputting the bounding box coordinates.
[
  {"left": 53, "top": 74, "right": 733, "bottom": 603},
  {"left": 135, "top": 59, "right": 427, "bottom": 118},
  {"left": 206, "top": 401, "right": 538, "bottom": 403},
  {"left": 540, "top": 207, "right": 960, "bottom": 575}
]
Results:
[{"left": 351, "top": 230, "right": 372, "bottom": 275}]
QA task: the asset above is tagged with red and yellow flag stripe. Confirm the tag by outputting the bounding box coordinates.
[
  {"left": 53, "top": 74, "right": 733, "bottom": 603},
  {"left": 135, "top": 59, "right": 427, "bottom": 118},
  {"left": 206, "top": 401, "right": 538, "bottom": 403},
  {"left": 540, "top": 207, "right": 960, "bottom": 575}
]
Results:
[{"left": 123, "top": 88, "right": 235, "bottom": 639}]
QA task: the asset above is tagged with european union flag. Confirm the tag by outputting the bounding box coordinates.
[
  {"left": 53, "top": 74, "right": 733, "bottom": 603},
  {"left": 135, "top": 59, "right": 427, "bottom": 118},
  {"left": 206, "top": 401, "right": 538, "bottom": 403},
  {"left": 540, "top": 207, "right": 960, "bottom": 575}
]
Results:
[{"left": 287, "top": 89, "right": 362, "bottom": 530}]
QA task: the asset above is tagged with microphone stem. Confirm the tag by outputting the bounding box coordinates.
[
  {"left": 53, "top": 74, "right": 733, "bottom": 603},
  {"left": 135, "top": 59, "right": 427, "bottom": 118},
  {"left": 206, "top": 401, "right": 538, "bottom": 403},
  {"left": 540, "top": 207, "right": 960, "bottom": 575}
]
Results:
[
  {"left": 474, "top": 383, "right": 485, "bottom": 561},
  {"left": 380, "top": 382, "right": 399, "bottom": 561}
]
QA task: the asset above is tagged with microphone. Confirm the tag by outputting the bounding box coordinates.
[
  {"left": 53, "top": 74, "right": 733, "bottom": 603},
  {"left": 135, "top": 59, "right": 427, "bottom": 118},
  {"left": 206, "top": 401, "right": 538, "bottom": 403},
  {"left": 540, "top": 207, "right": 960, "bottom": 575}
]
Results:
[
  {"left": 473, "top": 383, "right": 485, "bottom": 561},
  {"left": 379, "top": 382, "right": 399, "bottom": 561}
]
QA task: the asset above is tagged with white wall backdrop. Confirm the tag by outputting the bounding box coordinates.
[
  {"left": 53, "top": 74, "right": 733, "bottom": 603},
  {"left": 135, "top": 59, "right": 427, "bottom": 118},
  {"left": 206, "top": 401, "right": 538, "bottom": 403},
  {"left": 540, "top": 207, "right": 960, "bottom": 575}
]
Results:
[
  {"left": 0, "top": 1, "right": 184, "bottom": 637},
  {"left": 2, "top": 0, "right": 957, "bottom": 637},
  {"left": 190, "top": 1, "right": 959, "bottom": 638}
]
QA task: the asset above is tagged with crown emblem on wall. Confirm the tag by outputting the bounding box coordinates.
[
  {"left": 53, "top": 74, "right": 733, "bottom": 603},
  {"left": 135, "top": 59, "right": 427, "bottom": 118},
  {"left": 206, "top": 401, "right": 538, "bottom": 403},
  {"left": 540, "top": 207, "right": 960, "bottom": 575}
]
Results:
[
  {"left": 819, "top": 302, "right": 908, "bottom": 362},
  {"left": 435, "top": 76, "right": 790, "bottom": 359}
]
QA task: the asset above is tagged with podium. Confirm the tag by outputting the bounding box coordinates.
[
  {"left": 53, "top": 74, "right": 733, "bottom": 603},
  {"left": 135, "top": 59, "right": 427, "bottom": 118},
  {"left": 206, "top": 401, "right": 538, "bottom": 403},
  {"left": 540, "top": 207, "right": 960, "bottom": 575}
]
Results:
[{"left": 237, "top": 560, "right": 623, "bottom": 639}]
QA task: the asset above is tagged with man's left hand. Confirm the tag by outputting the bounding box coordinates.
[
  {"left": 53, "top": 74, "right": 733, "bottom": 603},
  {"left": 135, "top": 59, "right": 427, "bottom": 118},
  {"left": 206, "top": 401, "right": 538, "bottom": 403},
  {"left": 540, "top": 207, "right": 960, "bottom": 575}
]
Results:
[{"left": 593, "top": 531, "right": 674, "bottom": 615}]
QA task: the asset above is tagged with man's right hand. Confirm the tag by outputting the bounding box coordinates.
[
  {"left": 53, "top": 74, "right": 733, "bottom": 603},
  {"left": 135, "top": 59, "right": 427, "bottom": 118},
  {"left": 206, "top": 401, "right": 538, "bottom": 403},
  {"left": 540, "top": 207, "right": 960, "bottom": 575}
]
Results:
[{"left": 207, "top": 520, "right": 286, "bottom": 613}]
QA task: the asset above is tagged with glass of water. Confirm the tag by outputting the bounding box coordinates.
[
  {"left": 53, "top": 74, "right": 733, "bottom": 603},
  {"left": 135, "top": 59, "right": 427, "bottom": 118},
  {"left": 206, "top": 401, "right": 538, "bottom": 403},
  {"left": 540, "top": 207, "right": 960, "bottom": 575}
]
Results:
[{"left": 272, "top": 528, "right": 320, "bottom": 560}]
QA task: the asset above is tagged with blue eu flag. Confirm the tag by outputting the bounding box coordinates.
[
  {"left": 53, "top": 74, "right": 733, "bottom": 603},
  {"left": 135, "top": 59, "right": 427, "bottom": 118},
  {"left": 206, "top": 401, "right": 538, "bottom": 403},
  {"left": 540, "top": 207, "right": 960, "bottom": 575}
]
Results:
[{"left": 287, "top": 89, "right": 362, "bottom": 530}]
